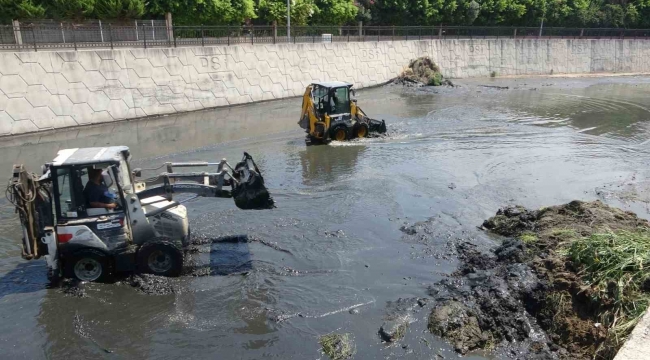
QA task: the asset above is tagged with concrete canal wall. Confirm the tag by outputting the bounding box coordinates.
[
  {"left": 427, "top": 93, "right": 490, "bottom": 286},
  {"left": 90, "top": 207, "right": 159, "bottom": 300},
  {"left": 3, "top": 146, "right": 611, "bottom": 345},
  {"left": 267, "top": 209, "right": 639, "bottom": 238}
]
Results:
[{"left": 2, "top": 38, "right": 650, "bottom": 136}]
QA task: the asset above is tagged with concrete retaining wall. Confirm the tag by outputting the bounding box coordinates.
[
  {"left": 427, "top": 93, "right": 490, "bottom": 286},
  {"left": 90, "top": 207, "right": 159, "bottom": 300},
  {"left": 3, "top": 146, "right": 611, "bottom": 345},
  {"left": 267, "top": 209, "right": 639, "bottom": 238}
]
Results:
[{"left": 1, "top": 39, "right": 650, "bottom": 136}]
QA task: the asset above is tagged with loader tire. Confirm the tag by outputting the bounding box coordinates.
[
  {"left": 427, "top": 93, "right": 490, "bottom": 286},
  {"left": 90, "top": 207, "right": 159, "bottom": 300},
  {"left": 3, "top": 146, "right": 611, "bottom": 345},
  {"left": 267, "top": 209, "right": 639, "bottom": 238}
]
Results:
[
  {"left": 354, "top": 123, "right": 369, "bottom": 138},
  {"left": 331, "top": 125, "right": 349, "bottom": 141},
  {"left": 66, "top": 249, "right": 112, "bottom": 283},
  {"left": 137, "top": 241, "right": 183, "bottom": 277}
]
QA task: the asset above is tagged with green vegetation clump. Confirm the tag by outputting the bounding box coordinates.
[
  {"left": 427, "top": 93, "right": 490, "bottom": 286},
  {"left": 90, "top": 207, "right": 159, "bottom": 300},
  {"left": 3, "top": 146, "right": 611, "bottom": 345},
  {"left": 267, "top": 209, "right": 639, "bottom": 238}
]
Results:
[
  {"left": 519, "top": 231, "right": 537, "bottom": 244},
  {"left": 548, "top": 228, "right": 577, "bottom": 242},
  {"left": 319, "top": 332, "right": 355, "bottom": 360},
  {"left": 567, "top": 229, "right": 650, "bottom": 346},
  {"left": 482, "top": 200, "right": 650, "bottom": 359},
  {"left": 393, "top": 322, "right": 408, "bottom": 340},
  {"left": 399, "top": 57, "right": 449, "bottom": 87},
  {"left": 427, "top": 72, "right": 443, "bottom": 86}
]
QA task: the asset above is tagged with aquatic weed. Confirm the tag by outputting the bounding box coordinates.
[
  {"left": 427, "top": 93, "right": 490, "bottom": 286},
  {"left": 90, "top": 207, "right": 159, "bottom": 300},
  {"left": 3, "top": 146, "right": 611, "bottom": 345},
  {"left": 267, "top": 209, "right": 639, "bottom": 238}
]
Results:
[
  {"left": 567, "top": 229, "right": 650, "bottom": 352},
  {"left": 319, "top": 332, "right": 355, "bottom": 360},
  {"left": 519, "top": 231, "right": 538, "bottom": 244}
]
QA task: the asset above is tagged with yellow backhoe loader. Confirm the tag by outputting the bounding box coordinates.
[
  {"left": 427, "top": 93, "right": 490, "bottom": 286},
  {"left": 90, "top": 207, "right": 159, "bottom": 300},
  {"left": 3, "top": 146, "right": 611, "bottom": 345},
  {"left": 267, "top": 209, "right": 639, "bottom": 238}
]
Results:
[{"left": 298, "top": 82, "right": 387, "bottom": 144}]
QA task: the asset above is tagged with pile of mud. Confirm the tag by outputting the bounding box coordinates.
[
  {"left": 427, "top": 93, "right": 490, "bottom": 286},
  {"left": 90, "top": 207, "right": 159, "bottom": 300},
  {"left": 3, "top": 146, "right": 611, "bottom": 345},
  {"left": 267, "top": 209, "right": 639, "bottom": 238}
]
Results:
[
  {"left": 395, "top": 57, "right": 452, "bottom": 87},
  {"left": 428, "top": 200, "right": 650, "bottom": 359}
]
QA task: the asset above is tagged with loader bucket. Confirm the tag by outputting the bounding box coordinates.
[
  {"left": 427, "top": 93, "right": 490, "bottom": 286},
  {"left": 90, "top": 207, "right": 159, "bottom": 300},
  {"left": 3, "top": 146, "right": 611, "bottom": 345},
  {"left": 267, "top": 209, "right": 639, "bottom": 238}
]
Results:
[
  {"left": 368, "top": 119, "right": 387, "bottom": 134},
  {"left": 231, "top": 153, "right": 275, "bottom": 210}
]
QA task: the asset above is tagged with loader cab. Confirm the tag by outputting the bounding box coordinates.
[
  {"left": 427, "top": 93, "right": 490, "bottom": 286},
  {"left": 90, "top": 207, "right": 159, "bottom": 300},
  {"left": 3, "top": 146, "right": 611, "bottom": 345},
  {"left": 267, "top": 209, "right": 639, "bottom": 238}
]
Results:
[
  {"left": 48, "top": 147, "right": 135, "bottom": 261},
  {"left": 52, "top": 162, "right": 125, "bottom": 220},
  {"left": 312, "top": 81, "right": 353, "bottom": 121}
]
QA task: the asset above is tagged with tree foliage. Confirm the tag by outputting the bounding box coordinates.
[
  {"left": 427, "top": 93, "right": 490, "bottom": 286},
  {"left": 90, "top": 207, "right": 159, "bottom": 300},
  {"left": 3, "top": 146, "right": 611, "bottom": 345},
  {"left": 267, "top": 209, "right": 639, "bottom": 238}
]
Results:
[
  {"left": 1, "top": 0, "right": 650, "bottom": 27},
  {"left": 47, "top": 0, "right": 95, "bottom": 20},
  {"left": 147, "top": 0, "right": 254, "bottom": 25},
  {"left": 0, "top": 0, "right": 45, "bottom": 23},
  {"left": 311, "top": 0, "right": 358, "bottom": 25},
  {"left": 257, "top": 0, "right": 316, "bottom": 26},
  {"left": 94, "top": 0, "right": 145, "bottom": 19}
]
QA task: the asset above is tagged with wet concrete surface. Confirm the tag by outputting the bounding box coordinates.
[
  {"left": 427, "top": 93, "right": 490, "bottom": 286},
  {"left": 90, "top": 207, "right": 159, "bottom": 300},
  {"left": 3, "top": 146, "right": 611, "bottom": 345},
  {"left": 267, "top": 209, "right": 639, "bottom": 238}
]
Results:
[{"left": 1, "top": 76, "right": 650, "bottom": 359}]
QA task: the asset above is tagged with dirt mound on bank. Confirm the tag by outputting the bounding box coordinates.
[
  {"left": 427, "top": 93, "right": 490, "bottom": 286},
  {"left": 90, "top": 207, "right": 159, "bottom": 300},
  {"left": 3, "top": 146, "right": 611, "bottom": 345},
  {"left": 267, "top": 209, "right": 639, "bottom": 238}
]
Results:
[
  {"left": 395, "top": 57, "right": 452, "bottom": 87},
  {"left": 429, "top": 200, "right": 650, "bottom": 359}
]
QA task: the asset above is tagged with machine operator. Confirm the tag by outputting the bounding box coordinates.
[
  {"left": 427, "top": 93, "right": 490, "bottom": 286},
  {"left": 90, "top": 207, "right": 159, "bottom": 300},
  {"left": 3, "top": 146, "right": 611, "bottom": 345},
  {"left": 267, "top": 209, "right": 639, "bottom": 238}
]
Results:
[{"left": 84, "top": 168, "right": 118, "bottom": 209}]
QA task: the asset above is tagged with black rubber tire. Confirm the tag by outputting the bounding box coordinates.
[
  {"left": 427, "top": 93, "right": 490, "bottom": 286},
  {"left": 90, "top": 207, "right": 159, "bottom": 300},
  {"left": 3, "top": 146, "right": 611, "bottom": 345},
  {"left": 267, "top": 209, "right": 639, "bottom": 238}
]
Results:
[
  {"left": 330, "top": 125, "right": 349, "bottom": 141},
  {"left": 137, "top": 241, "right": 183, "bottom": 277},
  {"left": 65, "top": 249, "right": 112, "bottom": 283},
  {"left": 354, "top": 123, "right": 370, "bottom": 138}
]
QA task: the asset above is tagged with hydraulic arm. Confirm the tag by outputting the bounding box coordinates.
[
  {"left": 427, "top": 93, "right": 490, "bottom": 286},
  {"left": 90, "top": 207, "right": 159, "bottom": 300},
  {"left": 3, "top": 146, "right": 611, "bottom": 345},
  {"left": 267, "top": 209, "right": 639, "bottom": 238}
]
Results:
[{"left": 136, "top": 152, "right": 274, "bottom": 210}]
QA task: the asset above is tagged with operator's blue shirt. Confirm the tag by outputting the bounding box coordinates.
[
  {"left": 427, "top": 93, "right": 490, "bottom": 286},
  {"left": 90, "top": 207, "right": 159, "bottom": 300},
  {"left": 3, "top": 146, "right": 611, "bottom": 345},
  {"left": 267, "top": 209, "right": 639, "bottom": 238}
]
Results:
[{"left": 83, "top": 181, "right": 116, "bottom": 206}]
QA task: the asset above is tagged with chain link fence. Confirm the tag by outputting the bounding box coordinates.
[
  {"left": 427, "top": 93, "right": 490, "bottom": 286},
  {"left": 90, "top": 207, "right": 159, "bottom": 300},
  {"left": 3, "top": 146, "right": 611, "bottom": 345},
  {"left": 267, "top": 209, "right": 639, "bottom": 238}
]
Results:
[{"left": 2, "top": 23, "right": 650, "bottom": 51}]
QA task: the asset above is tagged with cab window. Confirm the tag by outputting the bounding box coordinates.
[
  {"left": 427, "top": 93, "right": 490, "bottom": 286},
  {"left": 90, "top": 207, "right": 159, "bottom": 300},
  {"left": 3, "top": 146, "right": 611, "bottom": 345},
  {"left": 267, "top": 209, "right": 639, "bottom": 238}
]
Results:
[
  {"left": 56, "top": 168, "right": 77, "bottom": 217},
  {"left": 330, "top": 87, "right": 351, "bottom": 114}
]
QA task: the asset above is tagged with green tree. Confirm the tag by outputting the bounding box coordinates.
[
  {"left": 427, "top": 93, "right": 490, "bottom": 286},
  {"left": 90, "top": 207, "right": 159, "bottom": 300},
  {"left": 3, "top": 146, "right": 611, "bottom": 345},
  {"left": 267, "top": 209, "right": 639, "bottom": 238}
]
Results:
[
  {"left": 47, "top": 0, "right": 96, "bottom": 20},
  {"left": 472, "top": 0, "right": 527, "bottom": 25},
  {"left": 229, "top": 0, "right": 256, "bottom": 24},
  {"left": 355, "top": 3, "right": 372, "bottom": 23},
  {"left": 257, "top": 0, "right": 316, "bottom": 25},
  {"left": 0, "top": 0, "right": 45, "bottom": 23},
  {"left": 466, "top": 0, "right": 481, "bottom": 23},
  {"left": 369, "top": 0, "right": 439, "bottom": 25},
  {"left": 94, "top": 0, "right": 145, "bottom": 19},
  {"left": 311, "top": 0, "right": 358, "bottom": 25},
  {"left": 148, "top": 0, "right": 254, "bottom": 25}
]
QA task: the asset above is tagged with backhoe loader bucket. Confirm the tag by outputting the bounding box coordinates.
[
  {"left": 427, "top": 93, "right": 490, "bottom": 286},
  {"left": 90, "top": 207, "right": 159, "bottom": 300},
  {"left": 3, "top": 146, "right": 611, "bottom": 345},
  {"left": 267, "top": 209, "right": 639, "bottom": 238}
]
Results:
[
  {"left": 368, "top": 119, "right": 387, "bottom": 134},
  {"left": 231, "top": 153, "right": 275, "bottom": 210}
]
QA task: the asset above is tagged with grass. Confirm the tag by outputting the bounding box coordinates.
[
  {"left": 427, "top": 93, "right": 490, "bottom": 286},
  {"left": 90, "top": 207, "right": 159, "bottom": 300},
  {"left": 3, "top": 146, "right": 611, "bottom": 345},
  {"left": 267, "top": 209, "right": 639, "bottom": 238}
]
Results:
[
  {"left": 567, "top": 229, "right": 650, "bottom": 349},
  {"left": 544, "top": 291, "right": 571, "bottom": 333},
  {"left": 319, "top": 333, "right": 355, "bottom": 360},
  {"left": 427, "top": 72, "right": 443, "bottom": 86},
  {"left": 520, "top": 231, "right": 538, "bottom": 244},
  {"left": 549, "top": 228, "right": 578, "bottom": 244}
]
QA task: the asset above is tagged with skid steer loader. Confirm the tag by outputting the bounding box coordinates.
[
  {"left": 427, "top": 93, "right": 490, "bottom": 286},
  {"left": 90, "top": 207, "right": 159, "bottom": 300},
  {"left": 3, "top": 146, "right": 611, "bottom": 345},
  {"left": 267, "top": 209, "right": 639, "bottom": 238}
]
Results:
[
  {"left": 6, "top": 146, "right": 274, "bottom": 283},
  {"left": 298, "top": 82, "right": 387, "bottom": 144}
]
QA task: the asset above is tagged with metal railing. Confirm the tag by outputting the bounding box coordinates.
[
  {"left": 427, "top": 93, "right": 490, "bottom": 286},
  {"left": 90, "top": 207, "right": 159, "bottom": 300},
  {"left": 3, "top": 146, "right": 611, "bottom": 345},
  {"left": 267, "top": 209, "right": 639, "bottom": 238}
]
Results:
[{"left": 2, "top": 24, "right": 650, "bottom": 51}]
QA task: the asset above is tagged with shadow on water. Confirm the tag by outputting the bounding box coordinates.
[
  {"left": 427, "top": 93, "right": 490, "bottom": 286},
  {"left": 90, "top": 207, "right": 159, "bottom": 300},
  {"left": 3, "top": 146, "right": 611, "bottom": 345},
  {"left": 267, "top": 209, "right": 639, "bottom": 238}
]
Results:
[
  {"left": 209, "top": 235, "right": 253, "bottom": 275},
  {"left": 0, "top": 261, "right": 48, "bottom": 299}
]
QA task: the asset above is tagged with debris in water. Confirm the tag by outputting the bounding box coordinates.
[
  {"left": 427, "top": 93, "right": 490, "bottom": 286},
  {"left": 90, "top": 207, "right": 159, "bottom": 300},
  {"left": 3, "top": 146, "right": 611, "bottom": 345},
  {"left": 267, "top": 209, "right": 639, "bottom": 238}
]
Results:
[
  {"left": 61, "top": 279, "right": 87, "bottom": 297},
  {"left": 395, "top": 57, "right": 453, "bottom": 87},
  {"left": 324, "top": 230, "right": 345, "bottom": 238},
  {"left": 478, "top": 85, "right": 509, "bottom": 90},
  {"left": 428, "top": 300, "right": 489, "bottom": 354},
  {"left": 319, "top": 332, "right": 355, "bottom": 360},
  {"left": 379, "top": 317, "right": 409, "bottom": 343},
  {"left": 119, "top": 274, "right": 179, "bottom": 295}
]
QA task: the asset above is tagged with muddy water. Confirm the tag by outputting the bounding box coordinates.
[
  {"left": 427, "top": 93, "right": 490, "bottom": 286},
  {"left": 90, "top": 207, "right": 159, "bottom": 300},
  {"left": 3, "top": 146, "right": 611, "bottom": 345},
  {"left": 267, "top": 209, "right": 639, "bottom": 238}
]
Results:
[{"left": 1, "top": 76, "right": 650, "bottom": 359}]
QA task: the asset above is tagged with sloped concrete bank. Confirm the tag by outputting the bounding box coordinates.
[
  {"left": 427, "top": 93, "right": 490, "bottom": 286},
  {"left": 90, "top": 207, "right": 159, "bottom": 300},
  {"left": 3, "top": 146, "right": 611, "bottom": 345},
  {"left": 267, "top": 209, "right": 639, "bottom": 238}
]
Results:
[
  {"left": 614, "top": 310, "right": 650, "bottom": 360},
  {"left": 2, "top": 38, "right": 650, "bottom": 136}
]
